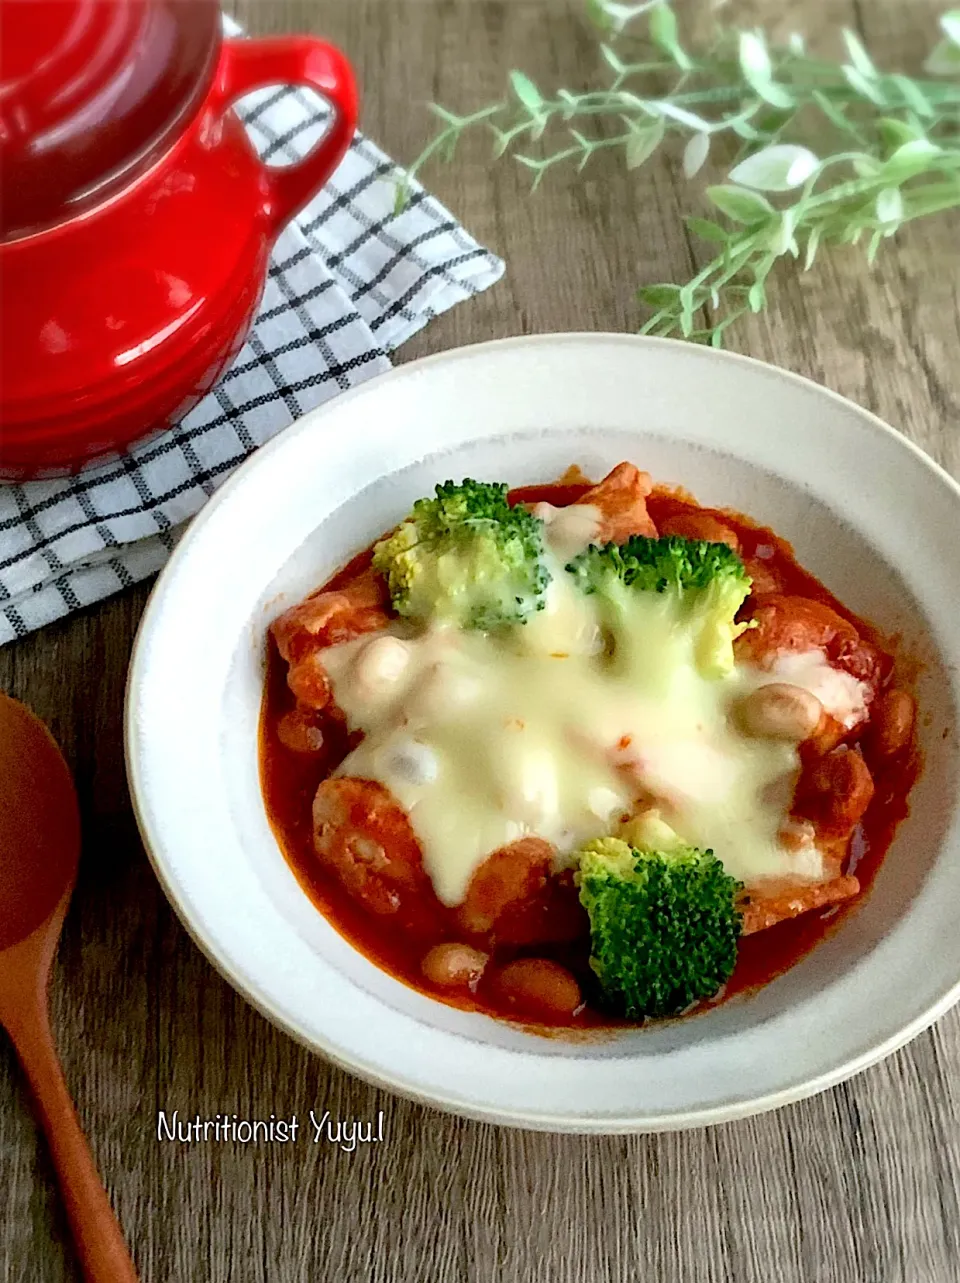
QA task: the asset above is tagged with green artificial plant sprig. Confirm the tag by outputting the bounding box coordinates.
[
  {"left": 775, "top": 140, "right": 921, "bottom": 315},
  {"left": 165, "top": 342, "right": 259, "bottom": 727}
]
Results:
[{"left": 399, "top": 2, "right": 960, "bottom": 345}]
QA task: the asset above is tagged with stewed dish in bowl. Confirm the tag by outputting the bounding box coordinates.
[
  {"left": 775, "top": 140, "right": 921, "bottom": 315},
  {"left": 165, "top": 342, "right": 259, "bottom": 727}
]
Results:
[
  {"left": 261, "top": 459, "right": 919, "bottom": 1029},
  {"left": 126, "top": 334, "right": 960, "bottom": 1131}
]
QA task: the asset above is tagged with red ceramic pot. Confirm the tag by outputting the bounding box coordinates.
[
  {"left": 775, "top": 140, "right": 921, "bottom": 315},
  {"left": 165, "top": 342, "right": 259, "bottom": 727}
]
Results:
[{"left": 0, "top": 0, "right": 358, "bottom": 479}]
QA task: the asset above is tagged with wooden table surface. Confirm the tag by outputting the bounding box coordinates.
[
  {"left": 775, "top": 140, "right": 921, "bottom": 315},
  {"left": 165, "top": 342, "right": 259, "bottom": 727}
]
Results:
[{"left": 3, "top": 1, "right": 959, "bottom": 1279}]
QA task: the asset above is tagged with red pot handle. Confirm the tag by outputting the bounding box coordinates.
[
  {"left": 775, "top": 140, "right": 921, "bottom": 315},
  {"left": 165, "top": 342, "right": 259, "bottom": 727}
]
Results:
[{"left": 217, "top": 37, "right": 358, "bottom": 236}]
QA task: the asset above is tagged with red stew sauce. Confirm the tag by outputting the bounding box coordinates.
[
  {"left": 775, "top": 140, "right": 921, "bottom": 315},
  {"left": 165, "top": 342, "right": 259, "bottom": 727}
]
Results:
[{"left": 259, "top": 483, "right": 920, "bottom": 1032}]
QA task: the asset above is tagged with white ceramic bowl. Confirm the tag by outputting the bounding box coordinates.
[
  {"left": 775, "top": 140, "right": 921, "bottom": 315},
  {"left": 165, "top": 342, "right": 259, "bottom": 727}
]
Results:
[{"left": 126, "top": 334, "right": 960, "bottom": 1133}]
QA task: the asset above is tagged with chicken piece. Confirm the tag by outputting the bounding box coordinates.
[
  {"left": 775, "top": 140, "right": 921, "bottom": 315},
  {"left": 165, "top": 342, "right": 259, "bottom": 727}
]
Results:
[
  {"left": 735, "top": 594, "right": 885, "bottom": 689},
  {"left": 271, "top": 567, "right": 390, "bottom": 664},
  {"left": 276, "top": 705, "right": 326, "bottom": 754},
  {"left": 455, "top": 839, "right": 585, "bottom": 946},
  {"left": 285, "top": 652, "right": 334, "bottom": 709},
  {"left": 804, "top": 713, "right": 848, "bottom": 755},
  {"left": 739, "top": 875, "right": 860, "bottom": 935},
  {"left": 312, "top": 777, "right": 445, "bottom": 933},
  {"left": 271, "top": 567, "right": 392, "bottom": 708},
  {"left": 793, "top": 745, "right": 875, "bottom": 840},
  {"left": 576, "top": 462, "right": 658, "bottom": 543},
  {"left": 658, "top": 509, "right": 740, "bottom": 552},
  {"left": 742, "top": 556, "right": 782, "bottom": 599}
]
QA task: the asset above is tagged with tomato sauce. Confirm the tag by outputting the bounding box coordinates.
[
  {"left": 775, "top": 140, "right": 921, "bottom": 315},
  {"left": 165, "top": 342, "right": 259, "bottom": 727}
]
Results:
[{"left": 259, "top": 482, "right": 920, "bottom": 1032}]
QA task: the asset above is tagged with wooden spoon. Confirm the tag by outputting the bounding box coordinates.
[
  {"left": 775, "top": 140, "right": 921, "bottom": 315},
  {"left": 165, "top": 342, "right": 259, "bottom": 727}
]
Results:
[{"left": 0, "top": 693, "right": 138, "bottom": 1282}]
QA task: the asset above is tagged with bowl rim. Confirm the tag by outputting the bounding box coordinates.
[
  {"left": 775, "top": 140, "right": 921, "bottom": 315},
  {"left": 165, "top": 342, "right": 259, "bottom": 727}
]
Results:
[{"left": 125, "top": 331, "right": 960, "bottom": 1133}]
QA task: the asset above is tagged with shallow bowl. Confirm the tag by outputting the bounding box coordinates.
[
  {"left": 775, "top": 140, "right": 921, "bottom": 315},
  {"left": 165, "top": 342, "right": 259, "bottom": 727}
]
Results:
[{"left": 125, "top": 334, "right": 960, "bottom": 1132}]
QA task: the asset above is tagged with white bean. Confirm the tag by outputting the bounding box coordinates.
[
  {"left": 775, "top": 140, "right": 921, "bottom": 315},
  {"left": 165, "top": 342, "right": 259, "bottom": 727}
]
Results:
[
  {"left": 354, "top": 635, "right": 409, "bottom": 688},
  {"left": 382, "top": 739, "right": 439, "bottom": 785},
  {"left": 737, "top": 683, "right": 823, "bottom": 741},
  {"left": 421, "top": 943, "right": 488, "bottom": 988},
  {"left": 408, "top": 661, "right": 482, "bottom": 718}
]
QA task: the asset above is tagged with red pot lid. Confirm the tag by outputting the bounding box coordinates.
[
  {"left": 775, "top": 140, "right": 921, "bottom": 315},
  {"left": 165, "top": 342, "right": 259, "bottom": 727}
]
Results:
[{"left": 0, "top": 0, "right": 221, "bottom": 241}]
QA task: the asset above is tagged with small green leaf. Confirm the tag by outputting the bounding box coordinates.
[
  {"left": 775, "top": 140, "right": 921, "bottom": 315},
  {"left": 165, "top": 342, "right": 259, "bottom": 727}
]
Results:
[
  {"left": 638, "top": 283, "right": 682, "bottom": 307},
  {"left": 730, "top": 117, "right": 766, "bottom": 142},
  {"left": 803, "top": 225, "right": 822, "bottom": 270},
  {"left": 753, "top": 79, "right": 795, "bottom": 111},
  {"left": 739, "top": 31, "right": 795, "bottom": 109},
  {"left": 842, "top": 65, "right": 886, "bottom": 105},
  {"left": 811, "top": 90, "right": 862, "bottom": 140},
  {"left": 768, "top": 207, "right": 802, "bottom": 256},
  {"left": 510, "top": 70, "right": 543, "bottom": 113},
  {"left": 877, "top": 117, "right": 921, "bottom": 151},
  {"left": 787, "top": 33, "right": 806, "bottom": 55},
  {"left": 600, "top": 44, "right": 625, "bottom": 76},
  {"left": 748, "top": 280, "right": 766, "bottom": 312},
  {"left": 585, "top": 0, "right": 615, "bottom": 31},
  {"left": 729, "top": 144, "right": 819, "bottom": 192},
  {"left": 707, "top": 184, "right": 776, "bottom": 223},
  {"left": 852, "top": 155, "right": 883, "bottom": 178},
  {"left": 882, "top": 138, "right": 941, "bottom": 181},
  {"left": 649, "top": 3, "right": 693, "bottom": 70},
  {"left": 683, "top": 132, "right": 710, "bottom": 178},
  {"left": 890, "top": 74, "right": 934, "bottom": 119},
  {"left": 842, "top": 29, "right": 878, "bottom": 79},
  {"left": 625, "top": 117, "right": 665, "bottom": 169},
  {"left": 875, "top": 186, "right": 904, "bottom": 226},
  {"left": 925, "top": 38, "right": 960, "bottom": 76},
  {"left": 866, "top": 228, "right": 884, "bottom": 263},
  {"left": 685, "top": 216, "right": 729, "bottom": 243},
  {"left": 644, "top": 99, "right": 714, "bottom": 131},
  {"left": 941, "top": 10, "right": 960, "bottom": 45},
  {"left": 679, "top": 281, "right": 697, "bottom": 335},
  {"left": 752, "top": 106, "right": 793, "bottom": 135},
  {"left": 739, "top": 30, "right": 772, "bottom": 79}
]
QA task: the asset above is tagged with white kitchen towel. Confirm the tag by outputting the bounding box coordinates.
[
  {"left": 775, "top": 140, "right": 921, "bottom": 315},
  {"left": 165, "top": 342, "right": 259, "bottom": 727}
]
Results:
[{"left": 0, "top": 66, "right": 503, "bottom": 645}]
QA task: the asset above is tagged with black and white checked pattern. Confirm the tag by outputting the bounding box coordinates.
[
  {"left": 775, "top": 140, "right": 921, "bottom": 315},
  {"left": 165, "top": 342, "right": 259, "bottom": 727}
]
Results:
[{"left": 0, "top": 70, "right": 503, "bottom": 645}]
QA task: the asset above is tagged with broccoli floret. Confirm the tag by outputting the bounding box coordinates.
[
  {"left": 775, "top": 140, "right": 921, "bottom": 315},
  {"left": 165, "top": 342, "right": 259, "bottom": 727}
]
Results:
[
  {"left": 576, "top": 835, "right": 743, "bottom": 1020},
  {"left": 566, "top": 534, "right": 752, "bottom": 677},
  {"left": 372, "top": 479, "right": 550, "bottom": 630}
]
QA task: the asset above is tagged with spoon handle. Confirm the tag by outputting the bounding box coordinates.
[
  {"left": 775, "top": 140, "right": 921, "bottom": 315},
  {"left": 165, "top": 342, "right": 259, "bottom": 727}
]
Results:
[{"left": 9, "top": 998, "right": 139, "bottom": 1282}]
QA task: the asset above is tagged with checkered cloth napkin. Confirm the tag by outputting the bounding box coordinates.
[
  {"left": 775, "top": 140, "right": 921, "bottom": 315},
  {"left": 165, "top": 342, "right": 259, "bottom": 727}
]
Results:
[{"left": 0, "top": 48, "right": 503, "bottom": 646}]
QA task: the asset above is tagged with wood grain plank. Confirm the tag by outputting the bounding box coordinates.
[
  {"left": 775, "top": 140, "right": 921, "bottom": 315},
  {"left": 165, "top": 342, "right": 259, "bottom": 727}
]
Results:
[{"left": 2, "top": 1, "right": 959, "bottom": 1280}]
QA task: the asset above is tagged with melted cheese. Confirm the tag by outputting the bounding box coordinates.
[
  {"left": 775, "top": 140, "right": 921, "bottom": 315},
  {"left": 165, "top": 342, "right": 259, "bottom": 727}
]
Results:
[
  {"left": 316, "top": 509, "right": 858, "bottom": 905},
  {"left": 322, "top": 594, "right": 850, "bottom": 912},
  {"left": 532, "top": 501, "right": 601, "bottom": 560}
]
